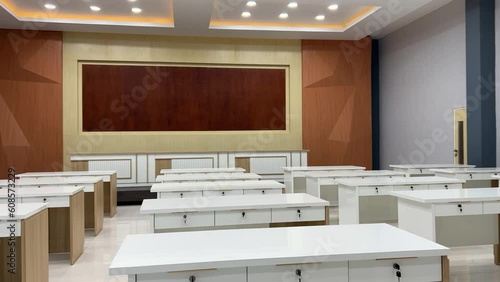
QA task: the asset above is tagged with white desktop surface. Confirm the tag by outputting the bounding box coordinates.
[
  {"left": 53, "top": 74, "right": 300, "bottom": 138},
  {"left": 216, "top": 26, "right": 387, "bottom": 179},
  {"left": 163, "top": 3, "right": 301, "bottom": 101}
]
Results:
[
  {"left": 18, "top": 171, "right": 116, "bottom": 177},
  {"left": 0, "top": 176, "right": 103, "bottom": 186},
  {"left": 391, "top": 188, "right": 500, "bottom": 203},
  {"left": 390, "top": 164, "right": 475, "bottom": 169},
  {"left": 151, "top": 180, "right": 284, "bottom": 192},
  {"left": 337, "top": 176, "right": 465, "bottom": 187},
  {"left": 0, "top": 186, "right": 84, "bottom": 198},
  {"left": 283, "top": 166, "right": 365, "bottom": 172},
  {"left": 156, "top": 173, "right": 261, "bottom": 182},
  {"left": 109, "top": 223, "right": 448, "bottom": 275},
  {"left": 0, "top": 203, "right": 47, "bottom": 220},
  {"left": 160, "top": 168, "right": 245, "bottom": 174},
  {"left": 141, "top": 193, "right": 328, "bottom": 214},
  {"left": 430, "top": 167, "right": 500, "bottom": 174},
  {"left": 305, "top": 170, "right": 406, "bottom": 178}
]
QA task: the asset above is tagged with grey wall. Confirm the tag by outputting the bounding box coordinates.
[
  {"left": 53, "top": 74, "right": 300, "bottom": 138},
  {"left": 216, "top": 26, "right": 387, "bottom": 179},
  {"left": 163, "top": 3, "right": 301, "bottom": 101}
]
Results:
[{"left": 379, "top": 0, "right": 466, "bottom": 168}]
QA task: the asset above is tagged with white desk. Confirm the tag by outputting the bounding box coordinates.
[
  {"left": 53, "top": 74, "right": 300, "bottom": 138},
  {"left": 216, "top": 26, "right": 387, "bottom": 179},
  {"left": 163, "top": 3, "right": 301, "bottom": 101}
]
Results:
[
  {"left": 430, "top": 167, "right": 500, "bottom": 188},
  {"left": 306, "top": 170, "right": 407, "bottom": 205},
  {"left": 0, "top": 177, "right": 103, "bottom": 236},
  {"left": 110, "top": 224, "right": 449, "bottom": 282},
  {"left": 1, "top": 203, "right": 48, "bottom": 282},
  {"left": 141, "top": 193, "right": 329, "bottom": 232},
  {"left": 390, "top": 164, "right": 475, "bottom": 176},
  {"left": 0, "top": 187, "right": 85, "bottom": 264},
  {"left": 283, "top": 166, "right": 365, "bottom": 194},
  {"left": 156, "top": 172, "right": 261, "bottom": 183},
  {"left": 18, "top": 171, "right": 117, "bottom": 217},
  {"left": 337, "top": 177, "right": 465, "bottom": 225},
  {"left": 160, "top": 167, "right": 246, "bottom": 174},
  {"left": 393, "top": 188, "right": 500, "bottom": 265},
  {"left": 151, "top": 180, "right": 285, "bottom": 199}
]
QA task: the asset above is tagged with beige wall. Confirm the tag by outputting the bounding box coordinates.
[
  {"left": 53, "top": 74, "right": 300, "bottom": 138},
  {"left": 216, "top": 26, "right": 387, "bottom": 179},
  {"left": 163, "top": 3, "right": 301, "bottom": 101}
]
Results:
[{"left": 63, "top": 32, "right": 302, "bottom": 168}]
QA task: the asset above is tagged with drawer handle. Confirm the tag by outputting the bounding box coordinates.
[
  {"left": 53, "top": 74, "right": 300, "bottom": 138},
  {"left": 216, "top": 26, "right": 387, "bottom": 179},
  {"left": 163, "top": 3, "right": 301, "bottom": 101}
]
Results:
[
  {"left": 189, "top": 276, "right": 196, "bottom": 282},
  {"left": 375, "top": 187, "right": 379, "bottom": 193},
  {"left": 183, "top": 214, "right": 187, "bottom": 225},
  {"left": 222, "top": 191, "right": 225, "bottom": 196},
  {"left": 470, "top": 174, "right": 473, "bottom": 179},
  {"left": 180, "top": 193, "right": 184, "bottom": 198},
  {"left": 410, "top": 186, "right": 414, "bottom": 191},
  {"left": 458, "top": 204, "right": 462, "bottom": 212},
  {"left": 297, "top": 209, "right": 301, "bottom": 219},
  {"left": 262, "top": 190, "right": 265, "bottom": 195},
  {"left": 295, "top": 269, "right": 302, "bottom": 282},
  {"left": 43, "top": 198, "right": 47, "bottom": 202},
  {"left": 242, "top": 212, "right": 246, "bottom": 218},
  {"left": 445, "top": 185, "right": 448, "bottom": 189},
  {"left": 419, "top": 169, "right": 423, "bottom": 173}
]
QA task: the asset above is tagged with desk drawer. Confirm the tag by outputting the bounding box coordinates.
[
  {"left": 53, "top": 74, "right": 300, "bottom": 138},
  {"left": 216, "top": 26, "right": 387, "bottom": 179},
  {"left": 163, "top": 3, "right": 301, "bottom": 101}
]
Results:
[
  {"left": 248, "top": 262, "right": 348, "bottom": 282},
  {"left": 357, "top": 186, "right": 393, "bottom": 196},
  {"left": 393, "top": 184, "right": 428, "bottom": 192},
  {"left": 154, "top": 212, "right": 214, "bottom": 229},
  {"left": 349, "top": 257, "right": 442, "bottom": 282},
  {"left": 483, "top": 201, "right": 500, "bottom": 214},
  {"left": 21, "top": 196, "right": 69, "bottom": 208},
  {"left": 434, "top": 202, "right": 483, "bottom": 217},
  {"left": 137, "top": 267, "right": 246, "bottom": 282},
  {"left": 464, "top": 173, "right": 497, "bottom": 180},
  {"left": 203, "top": 190, "right": 244, "bottom": 197},
  {"left": 243, "top": 189, "right": 283, "bottom": 195},
  {"left": 159, "top": 191, "right": 203, "bottom": 199},
  {"left": 428, "top": 183, "right": 462, "bottom": 190},
  {"left": 215, "top": 209, "right": 271, "bottom": 226},
  {"left": 272, "top": 206, "right": 325, "bottom": 223}
]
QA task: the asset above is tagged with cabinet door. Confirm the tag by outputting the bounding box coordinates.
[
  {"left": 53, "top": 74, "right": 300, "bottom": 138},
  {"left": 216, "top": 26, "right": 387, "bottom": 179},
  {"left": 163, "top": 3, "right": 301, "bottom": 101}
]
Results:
[
  {"left": 136, "top": 267, "right": 246, "bottom": 282},
  {"left": 349, "top": 257, "right": 442, "bottom": 282},
  {"left": 248, "top": 262, "right": 348, "bottom": 282}
]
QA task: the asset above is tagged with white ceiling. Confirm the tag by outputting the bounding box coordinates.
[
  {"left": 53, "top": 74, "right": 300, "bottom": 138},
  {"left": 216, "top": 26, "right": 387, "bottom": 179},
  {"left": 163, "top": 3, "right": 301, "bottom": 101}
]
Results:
[{"left": 0, "top": 0, "right": 456, "bottom": 39}]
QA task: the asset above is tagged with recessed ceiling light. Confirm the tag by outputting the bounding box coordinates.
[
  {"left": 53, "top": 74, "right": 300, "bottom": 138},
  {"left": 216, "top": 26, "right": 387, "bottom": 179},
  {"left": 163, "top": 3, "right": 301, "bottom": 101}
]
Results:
[
  {"left": 132, "top": 7, "right": 142, "bottom": 14},
  {"left": 315, "top": 15, "right": 325, "bottom": 21},
  {"left": 279, "top": 13, "right": 288, "bottom": 19},
  {"left": 288, "top": 2, "right": 298, "bottom": 8},
  {"left": 242, "top": 11, "right": 251, "bottom": 18},
  {"left": 328, "top": 4, "right": 339, "bottom": 11},
  {"left": 44, "top": 3, "right": 56, "bottom": 10},
  {"left": 246, "top": 1, "right": 257, "bottom": 7},
  {"left": 128, "top": 0, "right": 137, "bottom": 2},
  {"left": 90, "top": 6, "right": 101, "bottom": 12}
]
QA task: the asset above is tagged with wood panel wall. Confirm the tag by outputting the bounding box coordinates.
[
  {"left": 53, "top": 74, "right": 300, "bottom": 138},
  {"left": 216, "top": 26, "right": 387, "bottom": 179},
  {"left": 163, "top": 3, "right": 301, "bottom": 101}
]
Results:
[
  {"left": 0, "top": 29, "right": 62, "bottom": 173},
  {"left": 302, "top": 40, "right": 372, "bottom": 168}
]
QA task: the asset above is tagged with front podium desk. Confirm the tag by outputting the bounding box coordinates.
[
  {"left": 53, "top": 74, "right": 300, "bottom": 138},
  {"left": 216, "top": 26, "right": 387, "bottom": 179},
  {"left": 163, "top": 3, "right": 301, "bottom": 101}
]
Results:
[
  {"left": 393, "top": 188, "right": 500, "bottom": 265},
  {"left": 141, "top": 193, "right": 329, "bottom": 232},
  {"left": 0, "top": 187, "right": 85, "bottom": 264},
  {"left": 0, "top": 203, "right": 48, "bottom": 282},
  {"left": 110, "top": 224, "right": 450, "bottom": 282},
  {"left": 0, "top": 177, "right": 104, "bottom": 236}
]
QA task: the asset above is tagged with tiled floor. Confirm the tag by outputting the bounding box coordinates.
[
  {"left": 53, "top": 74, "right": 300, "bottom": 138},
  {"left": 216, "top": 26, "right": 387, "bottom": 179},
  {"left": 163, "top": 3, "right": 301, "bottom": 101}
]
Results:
[{"left": 48, "top": 206, "right": 500, "bottom": 281}]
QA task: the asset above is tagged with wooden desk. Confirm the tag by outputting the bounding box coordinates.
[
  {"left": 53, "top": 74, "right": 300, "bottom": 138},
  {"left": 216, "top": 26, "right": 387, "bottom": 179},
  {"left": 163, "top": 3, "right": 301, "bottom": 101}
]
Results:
[
  {"left": 141, "top": 193, "right": 329, "bottom": 232},
  {"left": 283, "top": 166, "right": 365, "bottom": 194},
  {"left": 109, "top": 224, "right": 449, "bottom": 282},
  {"left": 0, "top": 203, "right": 48, "bottom": 282},
  {"left": 160, "top": 167, "right": 246, "bottom": 174},
  {"left": 430, "top": 167, "right": 500, "bottom": 188},
  {"left": 393, "top": 188, "right": 500, "bottom": 265},
  {"left": 390, "top": 164, "right": 475, "bottom": 176},
  {"left": 305, "top": 170, "right": 407, "bottom": 205},
  {"left": 337, "top": 177, "right": 464, "bottom": 224},
  {"left": 0, "top": 177, "right": 103, "bottom": 236},
  {"left": 151, "top": 180, "right": 285, "bottom": 199},
  {"left": 0, "top": 187, "right": 85, "bottom": 264},
  {"left": 18, "top": 171, "right": 117, "bottom": 217},
  {"left": 156, "top": 172, "right": 261, "bottom": 183}
]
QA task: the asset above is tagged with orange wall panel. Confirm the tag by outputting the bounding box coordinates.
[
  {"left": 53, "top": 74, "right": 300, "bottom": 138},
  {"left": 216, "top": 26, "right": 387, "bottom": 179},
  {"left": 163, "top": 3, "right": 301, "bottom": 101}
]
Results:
[
  {"left": 0, "top": 29, "right": 62, "bottom": 173},
  {"left": 302, "top": 40, "right": 372, "bottom": 168}
]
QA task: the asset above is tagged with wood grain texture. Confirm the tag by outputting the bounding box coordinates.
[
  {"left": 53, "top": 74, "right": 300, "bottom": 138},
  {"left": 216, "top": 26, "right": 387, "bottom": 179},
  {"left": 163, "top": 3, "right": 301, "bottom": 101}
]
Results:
[
  {"left": 22, "top": 209, "right": 49, "bottom": 282},
  {"left": 71, "top": 161, "right": 88, "bottom": 171},
  {"left": 109, "top": 173, "right": 117, "bottom": 217},
  {"left": 83, "top": 182, "right": 105, "bottom": 236},
  {"left": 70, "top": 191, "right": 85, "bottom": 265},
  {"left": 302, "top": 40, "right": 372, "bottom": 168},
  {"left": 0, "top": 237, "right": 21, "bottom": 282},
  {"left": 442, "top": 256, "right": 450, "bottom": 282},
  {"left": 269, "top": 220, "right": 327, "bottom": 228},
  {"left": 235, "top": 157, "right": 250, "bottom": 173},
  {"left": 155, "top": 159, "right": 172, "bottom": 177},
  {"left": 82, "top": 64, "right": 286, "bottom": 132},
  {"left": 48, "top": 208, "right": 70, "bottom": 254},
  {"left": 0, "top": 29, "right": 62, "bottom": 174}
]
